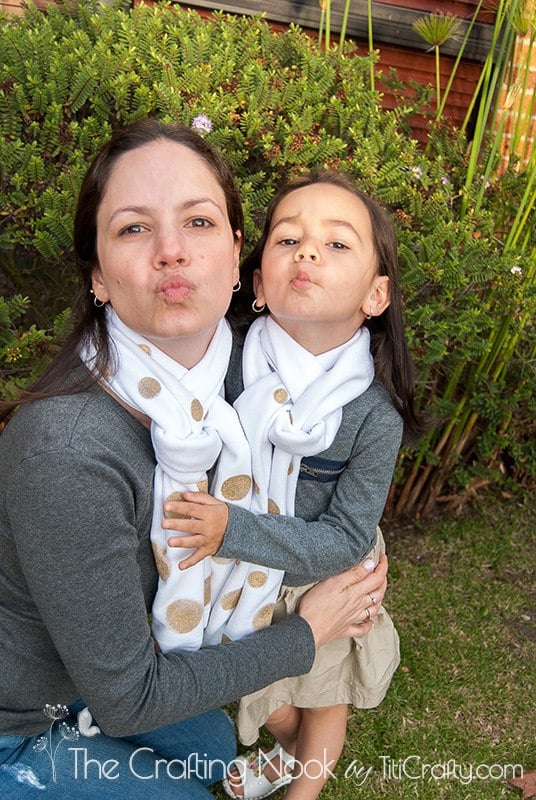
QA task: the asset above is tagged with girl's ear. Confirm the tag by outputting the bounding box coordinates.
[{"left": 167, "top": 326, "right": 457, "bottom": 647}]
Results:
[
  {"left": 364, "top": 275, "right": 390, "bottom": 317},
  {"left": 252, "top": 268, "right": 266, "bottom": 306},
  {"left": 91, "top": 266, "right": 110, "bottom": 304}
]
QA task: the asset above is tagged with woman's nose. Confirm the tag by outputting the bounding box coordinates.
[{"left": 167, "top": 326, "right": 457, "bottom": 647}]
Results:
[{"left": 155, "top": 230, "right": 190, "bottom": 269}]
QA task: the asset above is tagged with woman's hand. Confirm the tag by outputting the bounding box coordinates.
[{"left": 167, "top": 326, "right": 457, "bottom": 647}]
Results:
[
  {"left": 298, "top": 555, "right": 388, "bottom": 649},
  {"left": 163, "top": 492, "right": 229, "bottom": 570}
]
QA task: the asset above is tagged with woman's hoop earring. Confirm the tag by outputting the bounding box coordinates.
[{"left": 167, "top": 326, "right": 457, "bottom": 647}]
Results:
[
  {"left": 252, "top": 299, "right": 266, "bottom": 313},
  {"left": 90, "top": 289, "right": 106, "bottom": 308},
  {"left": 232, "top": 281, "right": 241, "bottom": 293}
]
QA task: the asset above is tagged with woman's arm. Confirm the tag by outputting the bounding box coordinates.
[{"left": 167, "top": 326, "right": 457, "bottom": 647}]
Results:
[
  {"left": 7, "top": 396, "right": 386, "bottom": 738},
  {"left": 9, "top": 443, "right": 316, "bottom": 737}
]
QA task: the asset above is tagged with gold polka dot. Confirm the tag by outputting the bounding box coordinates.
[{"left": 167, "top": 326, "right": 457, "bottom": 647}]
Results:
[
  {"left": 220, "top": 474, "right": 252, "bottom": 501},
  {"left": 267, "top": 498, "right": 280, "bottom": 515},
  {"left": 288, "top": 463, "right": 294, "bottom": 475},
  {"left": 191, "top": 399, "right": 203, "bottom": 421},
  {"left": 253, "top": 603, "right": 276, "bottom": 629},
  {"left": 138, "top": 343, "right": 151, "bottom": 356},
  {"left": 166, "top": 599, "right": 203, "bottom": 633},
  {"left": 273, "top": 388, "right": 288, "bottom": 404},
  {"left": 221, "top": 588, "right": 242, "bottom": 610},
  {"left": 197, "top": 479, "right": 209, "bottom": 493},
  {"left": 248, "top": 571, "right": 268, "bottom": 588},
  {"left": 138, "top": 376, "right": 161, "bottom": 399},
  {"left": 221, "top": 634, "right": 232, "bottom": 643},
  {"left": 163, "top": 491, "right": 189, "bottom": 520},
  {"left": 204, "top": 576, "right": 211, "bottom": 606},
  {"left": 212, "top": 556, "right": 233, "bottom": 565},
  {"left": 253, "top": 479, "right": 260, "bottom": 495},
  {"left": 152, "top": 542, "right": 170, "bottom": 581}
]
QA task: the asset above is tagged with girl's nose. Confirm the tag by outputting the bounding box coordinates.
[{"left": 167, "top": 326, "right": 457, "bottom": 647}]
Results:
[{"left": 294, "top": 241, "right": 320, "bottom": 263}]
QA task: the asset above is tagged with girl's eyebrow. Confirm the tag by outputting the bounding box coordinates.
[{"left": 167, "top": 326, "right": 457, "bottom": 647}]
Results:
[
  {"left": 271, "top": 215, "right": 363, "bottom": 243},
  {"left": 105, "top": 197, "right": 223, "bottom": 229}
]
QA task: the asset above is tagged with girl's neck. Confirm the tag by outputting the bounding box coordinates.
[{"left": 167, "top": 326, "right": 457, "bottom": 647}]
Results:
[{"left": 267, "top": 315, "right": 363, "bottom": 356}]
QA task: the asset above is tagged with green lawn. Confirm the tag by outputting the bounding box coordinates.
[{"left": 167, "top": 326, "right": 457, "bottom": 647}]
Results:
[{"left": 215, "top": 494, "right": 535, "bottom": 799}]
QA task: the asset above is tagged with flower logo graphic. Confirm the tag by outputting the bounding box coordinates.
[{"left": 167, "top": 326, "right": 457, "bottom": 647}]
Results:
[{"left": 33, "top": 704, "right": 79, "bottom": 782}]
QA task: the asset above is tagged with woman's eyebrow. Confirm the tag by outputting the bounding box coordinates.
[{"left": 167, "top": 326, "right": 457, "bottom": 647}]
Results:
[{"left": 105, "top": 197, "right": 223, "bottom": 228}]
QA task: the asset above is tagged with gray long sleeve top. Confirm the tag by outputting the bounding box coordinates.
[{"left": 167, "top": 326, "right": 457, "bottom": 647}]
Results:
[
  {"left": 220, "top": 342, "right": 403, "bottom": 586},
  {"left": 0, "top": 379, "right": 315, "bottom": 738}
]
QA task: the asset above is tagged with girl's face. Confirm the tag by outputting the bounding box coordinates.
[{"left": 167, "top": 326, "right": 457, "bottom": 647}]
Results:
[
  {"left": 91, "top": 139, "right": 241, "bottom": 367},
  {"left": 254, "top": 183, "right": 390, "bottom": 353}
]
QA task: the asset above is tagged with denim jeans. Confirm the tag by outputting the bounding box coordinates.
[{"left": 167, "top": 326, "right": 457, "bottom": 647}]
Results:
[{"left": 0, "top": 701, "right": 236, "bottom": 798}]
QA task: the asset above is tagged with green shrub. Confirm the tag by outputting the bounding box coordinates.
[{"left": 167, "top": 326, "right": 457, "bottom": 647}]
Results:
[{"left": 0, "top": 0, "right": 534, "bottom": 512}]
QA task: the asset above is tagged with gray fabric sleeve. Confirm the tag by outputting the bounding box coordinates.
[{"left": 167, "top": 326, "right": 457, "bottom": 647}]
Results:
[
  {"left": 7, "top": 448, "right": 315, "bottom": 737},
  {"left": 219, "top": 401, "right": 403, "bottom": 585}
]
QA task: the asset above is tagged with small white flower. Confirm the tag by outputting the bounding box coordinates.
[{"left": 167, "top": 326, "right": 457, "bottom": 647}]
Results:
[
  {"left": 191, "top": 114, "right": 213, "bottom": 133},
  {"left": 510, "top": 266, "right": 523, "bottom": 276}
]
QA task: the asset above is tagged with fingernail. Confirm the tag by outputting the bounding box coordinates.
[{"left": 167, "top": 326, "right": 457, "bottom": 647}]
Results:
[{"left": 363, "top": 558, "right": 377, "bottom": 571}]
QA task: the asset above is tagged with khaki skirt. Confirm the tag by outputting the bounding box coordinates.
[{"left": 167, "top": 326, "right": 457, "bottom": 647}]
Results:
[{"left": 235, "top": 528, "right": 400, "bottom": 746}]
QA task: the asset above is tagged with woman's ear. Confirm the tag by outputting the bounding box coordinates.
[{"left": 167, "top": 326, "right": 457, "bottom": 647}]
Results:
[
  {"left": 233, "top": 231, "right": 242, "bottom": 285},
  {"left": 91, "top": 266, "right": 110, "bottom": 305},
  {"left": 365, "top": 275, "right": 390, "bottom": 317},
  {"left": 252, "top": 268, "right": 266, "bottom": 306}
]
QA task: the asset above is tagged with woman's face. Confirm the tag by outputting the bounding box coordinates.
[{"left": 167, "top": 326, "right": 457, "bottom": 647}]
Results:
[
  {"left": 91, "top": 139, "right": 241, "bottom": 366},
  {"left": 254, "top": 183, "right": 390, "bottom": 353}
]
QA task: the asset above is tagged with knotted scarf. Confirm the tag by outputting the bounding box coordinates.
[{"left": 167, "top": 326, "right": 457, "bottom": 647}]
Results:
[
  {"left": 82, "top": 309, "right": 283, "bottom": 650},
  {"left": 234, "top": 316, "right": 375, "bottom": 518}
]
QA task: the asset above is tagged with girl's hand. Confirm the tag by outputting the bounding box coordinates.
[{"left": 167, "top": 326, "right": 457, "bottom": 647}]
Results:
[
  {"left": 163, "top": 492, "right": 229, "bottom": 570},
  {"left": 298, "top": 555, "right": 388, "bottom": 649}
]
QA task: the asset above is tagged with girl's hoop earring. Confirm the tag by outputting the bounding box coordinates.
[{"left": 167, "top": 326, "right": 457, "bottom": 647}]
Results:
[
  {"left": 90, "top": 289, "right": 106, "bottom": 308},
  {"left": 232, "top": 281, "right": 241, "bottom": 293},
  {"left": 252, "top": 299, "right": 266, "bottom": 313}
]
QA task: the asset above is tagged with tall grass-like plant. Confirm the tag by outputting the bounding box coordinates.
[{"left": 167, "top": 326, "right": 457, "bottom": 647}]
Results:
[
  {"left": 394, "top": 0, "right": 536, "bottom": 515},
  {"left": 412, "top": 13, "right": 462, "bottom": 113},
  {"left": 318, "top": 0, "right": 353, "bottom": 53}
]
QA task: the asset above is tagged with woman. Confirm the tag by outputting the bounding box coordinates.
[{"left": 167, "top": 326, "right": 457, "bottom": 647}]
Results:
[{"left": 0, "top": 119, "right": 388, "bottom": 799}]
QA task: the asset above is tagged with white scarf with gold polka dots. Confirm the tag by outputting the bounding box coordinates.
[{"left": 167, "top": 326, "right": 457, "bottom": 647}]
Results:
[
  {"left": 83, "top": 309, "right": 284, "bottom": 651},
  {"left": 235, "top": 316, "right": 375, "bottom": 518}
]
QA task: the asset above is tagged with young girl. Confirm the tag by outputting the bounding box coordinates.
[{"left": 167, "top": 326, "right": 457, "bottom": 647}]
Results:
[{"left": 164, "top": 169, "right": 422, "bottom": 799}]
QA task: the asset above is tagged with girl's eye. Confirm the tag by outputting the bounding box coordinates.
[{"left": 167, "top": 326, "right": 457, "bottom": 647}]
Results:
[
  {"left": 329, "top": 241, "right": 349, "bottom": 250},
  {"left": 278, "top": 238, "right": 298, "bottom": 246},
  {"left": 187, "top": 217, "right": 214, "bottom": 229}
]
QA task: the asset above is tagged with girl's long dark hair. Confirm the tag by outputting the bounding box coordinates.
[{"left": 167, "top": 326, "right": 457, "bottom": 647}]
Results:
[
  {"left": 1, "top": 119, "right": 244, "bottom": 422},
  {"left": 229, "top": 169, "right": 425, "bottom": 443}
]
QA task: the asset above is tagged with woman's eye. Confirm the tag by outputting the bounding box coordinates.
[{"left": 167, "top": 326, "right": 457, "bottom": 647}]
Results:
[{"left": 119, "top": 224, "right": 146, "bottom": 236}]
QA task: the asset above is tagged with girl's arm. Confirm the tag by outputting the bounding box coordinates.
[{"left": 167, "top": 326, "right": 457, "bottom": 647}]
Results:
[{"left": 166, "top": 394, "right": 403, "bottom": 585}]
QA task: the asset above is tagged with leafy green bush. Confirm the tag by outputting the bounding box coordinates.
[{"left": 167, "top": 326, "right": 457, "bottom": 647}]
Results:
[{"left": 0, "top": 0, "right": 534, "bottom": 512}]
